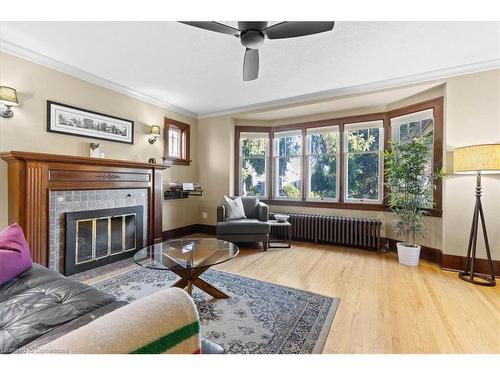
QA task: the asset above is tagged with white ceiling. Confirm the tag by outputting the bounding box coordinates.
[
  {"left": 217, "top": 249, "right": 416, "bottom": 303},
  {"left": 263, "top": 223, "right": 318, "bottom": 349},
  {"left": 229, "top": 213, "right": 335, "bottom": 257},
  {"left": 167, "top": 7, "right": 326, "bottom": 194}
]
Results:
[
  {"left": 0, "top": 21, "right": 499, "bottom": 118},
  {"left": 236, "top": 82, "right": 443, "bottom": 121}
]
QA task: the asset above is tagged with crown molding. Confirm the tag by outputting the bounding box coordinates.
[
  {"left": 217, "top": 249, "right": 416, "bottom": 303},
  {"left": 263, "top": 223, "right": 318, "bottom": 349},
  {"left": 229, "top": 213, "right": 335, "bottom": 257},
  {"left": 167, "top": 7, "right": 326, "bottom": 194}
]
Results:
[
  {"left": 1, "top": 38, "right": 498, "bottom": 121},
  {"left": 0, "top": 39, "right": 198, "bottom": 119},
  {"left": 197, "top": 58, "right": 500, "bottom": 119}
]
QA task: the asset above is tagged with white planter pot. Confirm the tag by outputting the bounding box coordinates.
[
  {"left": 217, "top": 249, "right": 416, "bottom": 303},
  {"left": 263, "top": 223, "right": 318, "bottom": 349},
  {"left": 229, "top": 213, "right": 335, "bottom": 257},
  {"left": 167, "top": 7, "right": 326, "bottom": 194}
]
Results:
[{"left": 396, "top": 243, "right": 421, "bottom": 267}]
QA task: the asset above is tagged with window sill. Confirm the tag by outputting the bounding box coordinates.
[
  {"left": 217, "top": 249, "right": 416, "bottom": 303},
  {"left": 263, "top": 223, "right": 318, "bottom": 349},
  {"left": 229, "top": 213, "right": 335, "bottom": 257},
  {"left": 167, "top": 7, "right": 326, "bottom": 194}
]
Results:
[
  {"left": 163, "top": 157, "right": 191, "bottom": 166},
  {"left": 261, "top": 199, "right": 443, "bottom": 218}
]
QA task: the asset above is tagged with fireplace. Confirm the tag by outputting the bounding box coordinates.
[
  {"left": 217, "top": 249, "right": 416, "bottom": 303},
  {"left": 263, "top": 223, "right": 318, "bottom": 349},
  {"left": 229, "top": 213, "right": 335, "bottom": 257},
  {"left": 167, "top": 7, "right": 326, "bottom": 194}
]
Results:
[
  {"left": 1, "top": 151, "right": 168, "bottom": 269},
  {"left": 65, "top": 206, "right": 144, "bottom": 275}
]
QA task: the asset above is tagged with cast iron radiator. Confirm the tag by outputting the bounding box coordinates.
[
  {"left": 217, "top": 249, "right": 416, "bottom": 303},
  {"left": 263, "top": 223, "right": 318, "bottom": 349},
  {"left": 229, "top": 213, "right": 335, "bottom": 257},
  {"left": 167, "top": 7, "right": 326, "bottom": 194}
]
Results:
[{"left": 270, "top": 212, "right": 382, "bottom": 250}]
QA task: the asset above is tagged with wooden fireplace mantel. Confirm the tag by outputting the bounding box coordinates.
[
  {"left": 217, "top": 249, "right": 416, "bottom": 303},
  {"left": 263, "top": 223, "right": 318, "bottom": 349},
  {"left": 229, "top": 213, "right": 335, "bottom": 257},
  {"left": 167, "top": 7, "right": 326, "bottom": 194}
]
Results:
[{"left": 1, "top": 151, "right": 168, "bottom": 266}]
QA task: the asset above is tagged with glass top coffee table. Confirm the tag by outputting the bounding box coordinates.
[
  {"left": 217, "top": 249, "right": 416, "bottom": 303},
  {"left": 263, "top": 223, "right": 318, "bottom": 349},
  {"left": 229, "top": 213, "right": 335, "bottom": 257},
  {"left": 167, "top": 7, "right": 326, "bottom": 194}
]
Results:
[{"left": 133, "top": 238, "right": 239, "bottom": 299}]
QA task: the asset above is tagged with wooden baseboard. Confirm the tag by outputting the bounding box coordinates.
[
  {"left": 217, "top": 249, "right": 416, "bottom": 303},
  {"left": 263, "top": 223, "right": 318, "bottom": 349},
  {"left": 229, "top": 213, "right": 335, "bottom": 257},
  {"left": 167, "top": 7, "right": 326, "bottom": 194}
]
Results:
[
  {"left": 162, "top": 224, "right": 199, "bottom": 240},
  {"left": 441, "top": 254, "right": 500, "bottom": 277},
  {"left": 196, "top": 224, "right": 217, "bottom": 235},
  {"left": 383, "top": 237, "right": 499, "bottom": 277},
  {"left": 162, "top": 224, "right": 216, "bottom": 240}
]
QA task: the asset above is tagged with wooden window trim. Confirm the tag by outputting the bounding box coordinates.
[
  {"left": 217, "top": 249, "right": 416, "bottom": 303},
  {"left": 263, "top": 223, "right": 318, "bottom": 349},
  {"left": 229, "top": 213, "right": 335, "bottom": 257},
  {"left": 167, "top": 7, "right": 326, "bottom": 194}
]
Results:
[
  {"left": 234, "top": 126, "right": 272, "bottom": 199},
  {"left": 234, "top": 97, "right": 444, "bottom": 218},
  {"left": 163, "top": 117, "right": 191, "bottom": 166}
]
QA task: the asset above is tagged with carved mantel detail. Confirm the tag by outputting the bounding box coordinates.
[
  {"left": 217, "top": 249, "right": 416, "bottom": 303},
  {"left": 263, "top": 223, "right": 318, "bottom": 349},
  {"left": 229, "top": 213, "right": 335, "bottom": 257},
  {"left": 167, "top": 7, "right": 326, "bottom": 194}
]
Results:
[
  {"left": 96, "top": 172, "right": 121, "bottom": 180},
  {"left": 1, "top": 151, "right": 168, "bottom": 266}
]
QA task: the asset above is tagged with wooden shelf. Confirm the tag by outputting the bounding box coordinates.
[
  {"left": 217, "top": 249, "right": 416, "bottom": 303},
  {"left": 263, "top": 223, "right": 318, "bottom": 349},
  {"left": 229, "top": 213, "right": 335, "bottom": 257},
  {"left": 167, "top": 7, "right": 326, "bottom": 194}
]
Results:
[{"left": 164, "top": 190, "right": 203, "bottom": 200}]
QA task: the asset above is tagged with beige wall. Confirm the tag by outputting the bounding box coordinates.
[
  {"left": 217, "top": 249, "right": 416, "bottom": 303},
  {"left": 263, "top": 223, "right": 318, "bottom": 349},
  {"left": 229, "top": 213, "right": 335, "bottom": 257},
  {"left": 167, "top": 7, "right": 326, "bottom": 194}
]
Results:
[
  {"left": 443, "top": 69, "right": 500, "bottom": 259},
  {"left": 0, "top": 52, "right": 199, "bottom": 232},
  {"left": 198, "top": 70, "right": 500, "bottom": 259},
  {"left": 197, "top": 116, "right": 235, "bottom": 225}
]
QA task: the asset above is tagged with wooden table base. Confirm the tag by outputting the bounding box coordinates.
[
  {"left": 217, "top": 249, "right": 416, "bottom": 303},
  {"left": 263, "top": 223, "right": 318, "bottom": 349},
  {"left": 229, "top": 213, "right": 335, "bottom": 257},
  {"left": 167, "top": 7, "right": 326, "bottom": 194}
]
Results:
[{"left": 170, "top": 266, "right": 229, "bottom": 299}]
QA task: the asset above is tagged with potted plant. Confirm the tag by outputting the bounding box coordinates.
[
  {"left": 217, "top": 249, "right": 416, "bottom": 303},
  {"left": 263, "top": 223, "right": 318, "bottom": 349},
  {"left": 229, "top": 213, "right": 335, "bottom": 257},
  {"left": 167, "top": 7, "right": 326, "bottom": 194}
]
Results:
[{"left": 384, "top": 138, "right": 443, "bottom": 266}]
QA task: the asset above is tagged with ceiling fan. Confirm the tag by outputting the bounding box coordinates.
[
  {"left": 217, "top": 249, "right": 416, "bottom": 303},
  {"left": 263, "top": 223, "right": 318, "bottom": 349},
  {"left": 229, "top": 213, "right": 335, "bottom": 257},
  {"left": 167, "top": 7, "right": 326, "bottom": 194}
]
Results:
[{"left": 179, "top": 21, "right": 335, "bottom": 81}]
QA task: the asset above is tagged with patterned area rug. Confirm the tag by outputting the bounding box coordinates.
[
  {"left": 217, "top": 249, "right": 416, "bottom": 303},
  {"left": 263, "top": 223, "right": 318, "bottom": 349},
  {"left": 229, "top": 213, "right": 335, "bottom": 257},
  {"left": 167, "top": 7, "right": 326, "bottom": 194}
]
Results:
[{"left": 90, "top": 267, "right": 339, "bottom": 354}]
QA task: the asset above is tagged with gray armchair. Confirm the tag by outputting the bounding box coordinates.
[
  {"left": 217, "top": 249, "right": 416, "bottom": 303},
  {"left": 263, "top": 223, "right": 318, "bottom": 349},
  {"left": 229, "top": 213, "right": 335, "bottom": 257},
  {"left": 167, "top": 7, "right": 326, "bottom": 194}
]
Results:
[{"left": 216, "top": 196, "right": 270, "bottom": 251}]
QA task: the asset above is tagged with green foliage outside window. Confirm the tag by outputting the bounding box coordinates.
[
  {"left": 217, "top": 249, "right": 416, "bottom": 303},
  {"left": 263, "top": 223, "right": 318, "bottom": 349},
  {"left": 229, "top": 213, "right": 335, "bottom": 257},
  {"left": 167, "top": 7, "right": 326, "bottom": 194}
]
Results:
[
  {"left": 309, "top": 132, "right": 338, "bottom": 199},
  {"left": 240, "top": 137, "right": 267, "bottom": 196},
  {"left": 282, "top": 184, "right": 301, "bottom": 197},
  {"left": 346, "top": 128, "right": 381, "bottom": 200}
]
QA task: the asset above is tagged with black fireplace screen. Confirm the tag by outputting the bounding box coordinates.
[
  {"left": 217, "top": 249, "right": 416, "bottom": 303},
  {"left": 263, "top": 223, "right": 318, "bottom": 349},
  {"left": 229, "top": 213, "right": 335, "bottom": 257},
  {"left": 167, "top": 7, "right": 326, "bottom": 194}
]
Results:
[{"left": 65, "top": 206, "right": 143, "bottom": 275}]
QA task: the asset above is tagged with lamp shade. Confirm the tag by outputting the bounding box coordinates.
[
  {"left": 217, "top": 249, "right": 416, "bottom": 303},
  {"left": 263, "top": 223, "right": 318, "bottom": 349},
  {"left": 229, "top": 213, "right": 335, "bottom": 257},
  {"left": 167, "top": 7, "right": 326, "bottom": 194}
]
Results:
[
  {"left": 454, "top": 144, "right": 500, "bottom": 174},
  {"left": 0, "top": 86, "right": 19, "bottom": 106},
  {"left": 149, "top": 125, "right": 161, "bottom": 136}
]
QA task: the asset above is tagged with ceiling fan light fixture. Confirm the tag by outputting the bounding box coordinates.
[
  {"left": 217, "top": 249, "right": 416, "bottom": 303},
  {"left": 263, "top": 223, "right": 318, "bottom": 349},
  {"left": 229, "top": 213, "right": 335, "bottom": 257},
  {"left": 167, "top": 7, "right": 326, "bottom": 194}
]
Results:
[
  {"left": 240, "top": 30, "right": 265, "bottom": 49},
  {"left": 180, "top": 21, "right": 335, "bottom": 81}
]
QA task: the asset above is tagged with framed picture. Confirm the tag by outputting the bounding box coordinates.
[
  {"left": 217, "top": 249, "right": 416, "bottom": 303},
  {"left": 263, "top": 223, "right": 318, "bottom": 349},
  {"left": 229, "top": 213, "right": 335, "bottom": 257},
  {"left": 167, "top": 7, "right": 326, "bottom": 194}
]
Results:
[{"left": 47, "top": 101, "right": 134, "bottom": 144}]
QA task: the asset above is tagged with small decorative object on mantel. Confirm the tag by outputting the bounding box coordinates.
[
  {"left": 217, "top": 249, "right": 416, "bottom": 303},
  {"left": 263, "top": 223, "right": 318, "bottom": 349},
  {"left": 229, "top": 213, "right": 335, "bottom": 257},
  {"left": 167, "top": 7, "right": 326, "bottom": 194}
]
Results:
[
  {"left": 164, "top": 182, "right": 203, "bottom": 199},
  {"left": 47, "top": 100, "right": 134, "bottom": 144},
  {"left": 148, "top": 157, "right": 157, "bottom": 164},
  {"left": 89, "top": 143, "right": 101, "bottom": 158}
]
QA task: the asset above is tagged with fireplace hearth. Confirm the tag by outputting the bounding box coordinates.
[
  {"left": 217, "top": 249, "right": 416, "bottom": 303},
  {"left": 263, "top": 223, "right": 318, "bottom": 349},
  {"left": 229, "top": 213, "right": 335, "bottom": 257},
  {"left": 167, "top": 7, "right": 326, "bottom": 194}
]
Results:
[{"left": 65, "top": 206, "right": 143, "bottom": 275}]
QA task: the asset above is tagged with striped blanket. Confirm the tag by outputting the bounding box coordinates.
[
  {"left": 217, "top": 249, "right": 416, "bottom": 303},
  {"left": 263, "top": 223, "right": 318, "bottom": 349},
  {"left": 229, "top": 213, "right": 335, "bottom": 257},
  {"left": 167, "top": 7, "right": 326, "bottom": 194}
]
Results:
[{"left": 38, "top": 288, "right": 201, "bottom": 354}]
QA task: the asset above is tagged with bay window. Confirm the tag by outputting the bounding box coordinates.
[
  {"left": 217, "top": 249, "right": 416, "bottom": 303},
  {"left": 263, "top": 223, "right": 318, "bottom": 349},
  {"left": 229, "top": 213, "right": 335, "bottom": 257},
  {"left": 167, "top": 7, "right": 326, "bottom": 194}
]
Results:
[
  {"left": 344, "top": 121, "right": 384, "bottom": 203},
  {"left": 274, "top": 130, "right": 302, "bottom": 199},
  {"left": 234, "top": 97, "right": 443, "bottom": 217},
  {"left": 306, "top": 126, "right": 339, "bottom": 201},
  {"left": 239, "top": 132, "right": 269, "bottom": 197}
]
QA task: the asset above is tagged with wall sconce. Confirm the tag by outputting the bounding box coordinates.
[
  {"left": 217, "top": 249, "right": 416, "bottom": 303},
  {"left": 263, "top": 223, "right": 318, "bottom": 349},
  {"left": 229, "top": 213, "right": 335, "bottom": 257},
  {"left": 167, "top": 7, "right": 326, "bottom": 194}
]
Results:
[
  {"left": 0, "top": 86, "right": 19, "bottom": 118},
  {"left": 148, "top": 125, "right": 161, "bottom": 144}
]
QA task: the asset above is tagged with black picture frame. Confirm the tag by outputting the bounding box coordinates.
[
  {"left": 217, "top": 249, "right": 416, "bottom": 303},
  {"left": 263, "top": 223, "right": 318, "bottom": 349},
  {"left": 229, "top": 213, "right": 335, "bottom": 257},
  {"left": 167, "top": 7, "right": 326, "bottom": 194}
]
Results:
[{"left": 47, "top": 100, "right": 134, "bottom": 144}]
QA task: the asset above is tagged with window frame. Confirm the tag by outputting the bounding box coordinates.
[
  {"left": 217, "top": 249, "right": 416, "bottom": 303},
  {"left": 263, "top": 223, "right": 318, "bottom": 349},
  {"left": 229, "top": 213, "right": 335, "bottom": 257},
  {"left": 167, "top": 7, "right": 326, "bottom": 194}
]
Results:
[
  {"left": 343, "top": 121, "right": 384, "bottom": 204},
  {"left": 238, "top": 131, "right": 270, "bottom": 198},
  {"left": 273, "top": 129, "right": 304, "bottom": 200},
  {"left": 234, "top": 97, "right": 443, "bottom": 217},
  {"left": 163, "top": 117, "right": 191, "bottom": 166},
  {"left": 306, "top": 125, "right": 340, "bottom": 202}
]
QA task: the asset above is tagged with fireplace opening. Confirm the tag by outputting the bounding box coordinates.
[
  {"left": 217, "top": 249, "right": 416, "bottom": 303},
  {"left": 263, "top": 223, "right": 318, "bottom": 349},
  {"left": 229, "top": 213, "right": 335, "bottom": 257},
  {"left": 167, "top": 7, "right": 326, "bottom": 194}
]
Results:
[{"left": 65, "top": 206, "right": 144, "bottom": 275}]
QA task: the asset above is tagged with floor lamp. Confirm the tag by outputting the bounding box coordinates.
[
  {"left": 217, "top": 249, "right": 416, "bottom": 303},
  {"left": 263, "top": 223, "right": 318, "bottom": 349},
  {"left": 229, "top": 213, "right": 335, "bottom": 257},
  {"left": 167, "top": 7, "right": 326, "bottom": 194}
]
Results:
[{"left": 453, "top": 144, "right": 500, "bottom": 286}]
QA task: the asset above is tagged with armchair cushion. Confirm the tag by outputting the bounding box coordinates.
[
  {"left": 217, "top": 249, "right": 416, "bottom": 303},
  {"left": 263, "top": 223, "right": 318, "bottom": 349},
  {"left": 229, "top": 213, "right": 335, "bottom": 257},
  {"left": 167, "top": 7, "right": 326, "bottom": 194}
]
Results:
[
  {"left": 216, "top": 219, "right": 270, "bottom": 235},
  {"left": 223, "top": 196, "right": 246, "bottom": 220},
  {"left": 240, "top": 196, "right": 260, "bottom": 219}
]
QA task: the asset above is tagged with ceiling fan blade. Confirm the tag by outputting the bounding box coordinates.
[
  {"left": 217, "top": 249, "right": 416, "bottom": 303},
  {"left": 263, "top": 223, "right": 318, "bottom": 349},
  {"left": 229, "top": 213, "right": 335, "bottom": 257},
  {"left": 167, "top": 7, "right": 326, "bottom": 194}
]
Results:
[
  {"left": 238, "top": 21, "right": 268, "bottom": 31},
  {"left": 243, "top": 48, "right": 259, "bottom": 81},
  {"left": 179, "top": 21, "right": 240, "bottom": 37},
  {"left": 263, "top": 21, "right": 335, "bottom": 39}
]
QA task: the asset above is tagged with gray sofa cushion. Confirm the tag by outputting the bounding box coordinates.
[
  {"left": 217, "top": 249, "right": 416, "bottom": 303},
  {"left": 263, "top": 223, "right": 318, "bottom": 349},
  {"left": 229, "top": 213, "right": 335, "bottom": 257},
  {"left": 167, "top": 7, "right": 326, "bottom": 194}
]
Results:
[{"left": 216, "top": 219, "right": 270, "bottom": 235}]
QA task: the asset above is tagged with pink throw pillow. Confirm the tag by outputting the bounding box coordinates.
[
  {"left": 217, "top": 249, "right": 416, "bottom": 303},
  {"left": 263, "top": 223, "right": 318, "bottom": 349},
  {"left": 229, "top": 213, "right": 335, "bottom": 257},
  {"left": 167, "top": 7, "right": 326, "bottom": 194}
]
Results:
[{"left": 0, "top": 223, "right": 33, "bottom": 285}]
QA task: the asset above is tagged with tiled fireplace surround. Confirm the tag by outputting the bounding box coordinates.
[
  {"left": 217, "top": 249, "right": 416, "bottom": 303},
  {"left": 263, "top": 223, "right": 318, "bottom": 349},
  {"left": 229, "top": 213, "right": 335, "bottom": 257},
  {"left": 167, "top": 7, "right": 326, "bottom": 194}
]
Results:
[{"left": 49, "top": 188, "right": 149, "bottom": 273}]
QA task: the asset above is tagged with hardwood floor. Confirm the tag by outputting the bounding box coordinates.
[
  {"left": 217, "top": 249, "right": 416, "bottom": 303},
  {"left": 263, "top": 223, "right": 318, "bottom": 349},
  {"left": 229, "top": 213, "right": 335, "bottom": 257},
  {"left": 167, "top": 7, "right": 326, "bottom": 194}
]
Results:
[
  {"left": 76, "top": 233, "right": 500, "bottom": 354},
  {"left": 204, "top": 236, "right": 500, "bottom": 354}
]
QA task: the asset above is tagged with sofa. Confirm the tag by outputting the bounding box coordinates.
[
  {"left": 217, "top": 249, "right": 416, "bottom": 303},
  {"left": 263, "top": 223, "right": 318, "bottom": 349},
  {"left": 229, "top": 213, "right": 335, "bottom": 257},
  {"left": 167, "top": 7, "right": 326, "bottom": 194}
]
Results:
[
  {"left": 216, "top": 196, "right": 270, "bottom": 251},
  {"left": 0, "top": 263, "right": 223, "bottom": 354}
]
